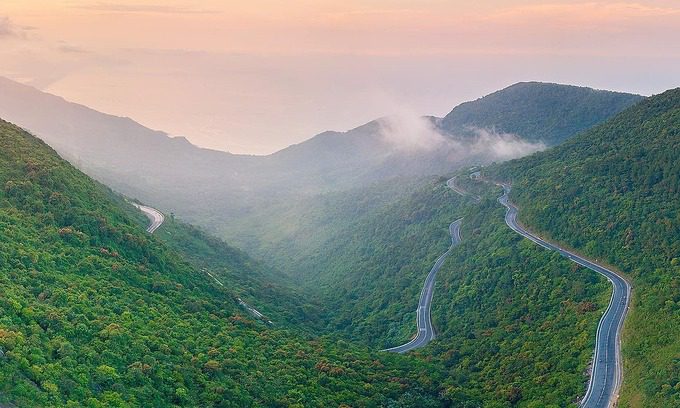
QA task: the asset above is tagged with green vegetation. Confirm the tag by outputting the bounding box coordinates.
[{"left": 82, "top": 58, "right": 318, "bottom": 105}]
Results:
[
  {"left": 487, "top": 88, "right": 680, "bottom": 407},
  {"left": 0, "top": 118, "right": 615, "bottom": 406},
  {"left": 1, "top": 85, "right": 673, "bottom": 407},
  {"left": 430, "top": 191, "right": 609, "bottom": 406},
  {"left": 231, "top": 167, "right": 611, "bottom": 405},
  {"left": 154, "top": 218, "right": 323, "bottom": 328},
  {"left": 293, "top": 178, "right": 463, "bottom": 347},
  {"left": 441, "top": 82, "right": 643, "bottom": 146},
  {"left": 0, "top": 119, "right": 447, "bottom": 407}
]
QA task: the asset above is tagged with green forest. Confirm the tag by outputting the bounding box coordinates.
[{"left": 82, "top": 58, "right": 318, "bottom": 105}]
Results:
[
  {"left": 440, "top": 82, "right": 642, "bottom": 145},
  {"left": 429, "top": 195, "right": 609, "bottom": 406},
  {"left": 486, "top": 88, "right": 680, "bottom": 407},
  {"left": 0, "top": 120, "right": 447, "bottom": 407},
  {"left": 0, "top": 86, "right": 677, "bottom": 407},
  {"left": 0, "top": 117, "right": 616, "bottom": 407}
]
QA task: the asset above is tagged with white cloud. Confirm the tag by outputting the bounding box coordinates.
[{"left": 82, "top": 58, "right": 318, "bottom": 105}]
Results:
[
  {"left": 378, "top": 113, "right": 545, "bottom": 165},
  {"left": 378, "top": 114, "right": 449, "bottom": 152},
  {"left": 0, "top": 16, "right": 18, "bottom": 37},
  {"left": 466, "top": 128, "right": 546, "bottom": 161}
]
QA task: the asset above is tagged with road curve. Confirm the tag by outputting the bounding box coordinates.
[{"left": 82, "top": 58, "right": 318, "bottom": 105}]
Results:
[
  {"left": 383, "top": 218, "right": 463, "bottom": 353},
  {"left": 497, "top": 183, "right": 630, "bottom": 408},
  {"left": 447, "top": 175, "right": 481, "bottom": 202},
  {"left": 133, "top": 203, "right": 165, "bottom": 234}
]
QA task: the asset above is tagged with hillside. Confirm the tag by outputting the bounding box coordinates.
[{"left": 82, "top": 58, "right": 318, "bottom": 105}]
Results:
[
  {"left": 427, "top": 188, "right": 610, "bottom": 405},
  {"left": 440, "top": 82, "right": 643, "bottom": 146},
  {"left": 252, "top": 171, "right": 612, "bottom": 406},
  {"left": 0, "top": 78, "right": 642, "bottom": 241},
  {"left": 0, "top": 119, "right": 448, "bottom": 406},
  {"left": 486, "top": 88, "right": 680, "bottom": 406},
  {"left": 0, "top": 114, "right": 624, "bottom": 406},
  {"left": 153, "top": 218, "right": 324, "bottom": 327}
]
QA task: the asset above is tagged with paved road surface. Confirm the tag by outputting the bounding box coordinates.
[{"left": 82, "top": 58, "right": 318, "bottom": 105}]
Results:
[
  {"left": 447, "top": 176, "right": 481, "bottom": 202},
  {"left": 497, "top": 183, "right": 630, "bottom": 408},
  {"left": 133, "top": 203, "right": 165, "bottom": 234},
  {"left": 384, "top": 218, "right": 463, "bottom": 353}
]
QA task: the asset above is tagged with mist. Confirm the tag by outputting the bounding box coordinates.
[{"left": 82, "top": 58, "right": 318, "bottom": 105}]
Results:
[
  {"left": 378, "top": 114, "right": 448, "bottom": 152},
  {"left": 465, "top": 127, "right": 547, "bottom": 161},
  {"left": 378, "top": 113, "right": 546, "bottom": 163}
]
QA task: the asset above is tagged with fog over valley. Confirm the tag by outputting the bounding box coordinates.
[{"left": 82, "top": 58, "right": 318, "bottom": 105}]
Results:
[{"left": 0, "top": 2, "right": 678, "bottom": 407}]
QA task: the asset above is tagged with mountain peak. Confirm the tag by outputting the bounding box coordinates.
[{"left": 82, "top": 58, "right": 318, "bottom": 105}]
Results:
[{"left": 440, "top": 81, "right": 644, "bottom": 145}]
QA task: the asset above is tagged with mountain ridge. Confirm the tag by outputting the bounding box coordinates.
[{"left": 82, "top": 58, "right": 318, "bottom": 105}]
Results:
[
  {"left": 0, "top": 118, "right": 446, "bottom": 407},
  {"left": 441, "top": 81, "right": 644, "bottom": 145},
  {"left": 486, "top": 86, "right": 680, "bottom": 407}
]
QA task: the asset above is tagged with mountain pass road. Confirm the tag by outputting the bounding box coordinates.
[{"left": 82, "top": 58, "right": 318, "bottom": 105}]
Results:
[
  {"left": 498, "top": 183, "right": 630, "bottom": 408},
  {"left": 383, "top": 218, "right": 463, "bottom": 353},
  {"left": 133, "top": 203, "right": 165, "bottom": 234}
]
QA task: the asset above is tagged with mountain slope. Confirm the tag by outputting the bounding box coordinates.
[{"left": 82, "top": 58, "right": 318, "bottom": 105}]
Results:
[
  {"left": 255, "top": 171, "right": 611, "bottom": 406},
  {"left": 0, "top": 118, "right": 447, "bottom": 407},
  {"left": 429, "top": 189, "right": 610, "bottom": 406},
  {"left": 0, "top": 77, "right": 643, "bottom": 238},
  {"left": 0, "top": 112, "right": 607, "bottom": 406},
  {"left": 487, "top": 88, "right": 680, "bottom": 407},
  {"left": 441, "top": 82, "right": 643, "bottom": 146}
]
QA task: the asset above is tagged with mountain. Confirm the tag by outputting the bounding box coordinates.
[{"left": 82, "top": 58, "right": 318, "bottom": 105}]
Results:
[
  {"left": 0, "top": 77, "right": 643, "bottom": 238},
  {"left": 238, "top": 170, "right": 612, "bottom": 406},
  {"left": 440, "top": 81, "right": 644, "bottom": 145},
  {"left": 0, "top": 76, "right": 665, "bottom": 406},
  {"left": 0, "top": 118, "right": 447, "bottom": 406},
  {"left": 487, "top": 88, "right": 680, "bottom": 406}
]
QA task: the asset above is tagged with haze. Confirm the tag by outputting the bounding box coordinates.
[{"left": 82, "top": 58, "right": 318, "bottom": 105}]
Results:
[{"left": 1, "top": 0, "right": 679, "bottom": 154}]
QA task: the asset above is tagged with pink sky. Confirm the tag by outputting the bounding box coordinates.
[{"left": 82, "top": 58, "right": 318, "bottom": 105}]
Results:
[{"left": 1, "top": 1, "right": 679, "bottom": 154}]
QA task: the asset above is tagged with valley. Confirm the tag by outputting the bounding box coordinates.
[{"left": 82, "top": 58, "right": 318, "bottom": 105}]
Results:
[
  {"left": 0, "top": 82, "right": 677, "bottom": 407},
  {"left": 2, "top": 2, "right": 678, "bottom": 407}
]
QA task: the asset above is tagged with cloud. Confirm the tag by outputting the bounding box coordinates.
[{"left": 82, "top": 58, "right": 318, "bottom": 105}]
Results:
[
  {"left": 378, "top": 114, "right": 545, "bottom": 163},
  {"left": 464, "top": 128, "right": 546, "bottom": 161},
  {"left": 0, "top": 16, "right": 19, "bottom": 38},
  {"left": 378, "top": 114, "right": 449, "bottom": 152},
  {"left": 58, "top": 43, "right": 90, "bottom": 54},
  {"left": 491, "top": 2, "right": 680, "bottom": 23},
  {"left": 378, "top": 113, "right": 545, "bottom": 172},
  {"left": 73, "top": 3, "right": 217, "bottom": 14},
  {"left": 0, "top": 16, "right": 35, "bottom": 40}
]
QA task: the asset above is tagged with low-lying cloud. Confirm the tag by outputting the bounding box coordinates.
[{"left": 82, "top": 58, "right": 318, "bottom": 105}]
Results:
[
  {"left": 378, "top": 114, "right": 449, "bottom": 152},
  {"left": 0, "top": 17, "right": 17, "bottom": 37},
  {"left": 378, "top": 113, "right": 545, "bottom": 163},
  {"left": 465, "top": 127, "right": 546, "bottom": 161}
]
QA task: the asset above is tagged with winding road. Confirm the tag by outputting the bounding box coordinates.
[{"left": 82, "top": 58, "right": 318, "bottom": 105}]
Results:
[
  {"left": 133, "top": 203, "right": 165, "bottom": 234},
  {"left": 384, "top": 218, "right": 463, "bottom": 353},
  {"left": 447, "top": 175, "right": 481, "bottom": 202},
  {"left": 133, "top": 176, "right": 628, "bottom": 406},
  {"left": 497, "top": 183, "right": 631, "bottom": 408}
]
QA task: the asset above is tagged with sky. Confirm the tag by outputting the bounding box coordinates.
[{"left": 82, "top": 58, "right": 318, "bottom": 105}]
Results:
[{"left": 1, "top": 1, "right": 679, "bottom": 154}]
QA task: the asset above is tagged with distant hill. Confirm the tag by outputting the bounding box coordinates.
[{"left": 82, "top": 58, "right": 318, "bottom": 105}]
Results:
[
  {"left": 489, "top": 87, "right": 680, "bottom": 407},
  {"left": 441, "top": 81, "right": 643, "bottom": 145},
  {"left": 0, "top": 77, "right": 643, "bottom": 237},
  {"left": 0, "top": 118, "right": 444, "bottom": 406}
]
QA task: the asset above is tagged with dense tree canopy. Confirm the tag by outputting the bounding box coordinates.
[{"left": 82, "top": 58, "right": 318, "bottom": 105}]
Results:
[
  {"left": 0, "top": 120, "right": 445, "bottom": 407},
  {"left": 487, "top": 88, "right": 680, "bottom": 407}
]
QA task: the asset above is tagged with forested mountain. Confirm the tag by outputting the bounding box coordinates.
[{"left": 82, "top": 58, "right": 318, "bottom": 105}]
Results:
[
  {"left": 0, "top": 79, "right": 659, "bottom": 406},
  {"left": 283, "top": 178, "right": 464, "bottom": 346},
  {"left": 0, "top": 119, "right": 448, "bottom": 406},
  {"left": 428, "top": 188, "right": 610, "bottom": 406},
  {"left": 0, "top": 77, "right": 642, "bottom": 239},
  {"left": 486, "top": 88, "right": 680, "bottom": 406},
  {"left": 0, "top": 112, "right": 626, "bottom": 407},
  {"left": 440, "top": 82, "right": 643, "bottom": 145},
  {"left": 241, "top": 169, "right": 611, "bottom": 406}
]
